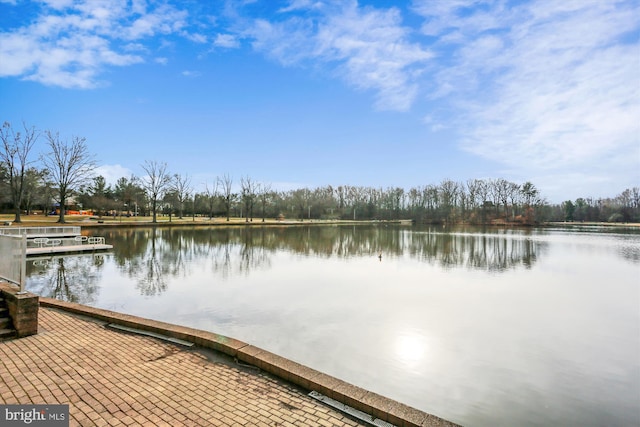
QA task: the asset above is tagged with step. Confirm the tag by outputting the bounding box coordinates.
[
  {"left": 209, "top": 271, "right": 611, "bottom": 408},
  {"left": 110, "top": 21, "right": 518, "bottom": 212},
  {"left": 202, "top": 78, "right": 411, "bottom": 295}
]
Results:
[
  {"left": 0, "top": 328, "right": 17, "bottom": 340},
  {"left": 0, "top": 317, "right": 11, "bottom": 329}
]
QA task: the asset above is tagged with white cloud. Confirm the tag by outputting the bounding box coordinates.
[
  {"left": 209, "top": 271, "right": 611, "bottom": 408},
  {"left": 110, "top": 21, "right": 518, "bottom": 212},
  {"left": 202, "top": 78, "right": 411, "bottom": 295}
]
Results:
[
  {"left": 213, "top": 33, "right": 240, "bottom": 48},
  {"left": 413, "top": 0, "right": 640, "bottom": 197},
  {"left": 248, "top": 18, "right": 314, "bottom": 66},
  {"left": 124, "top": 5, "right": 187, "bottom": 40},
  {"left": 123, "top": 42, "right": 146, "bottom": 52},
  {"left": 40, "top": 0, "right": 74, "bottom": 9},
  {"left": 314, "top": 4, "right": 433, "bottom": 111},
  {"left": 186, "top": 32, "right": 208, "bottom": 44},
  {"left": 278, "top": 0, "right": 323, "bottom": 13},
  {"left": 181, "top": 70, "right": 201, "bottom": 77},
  {"left": 95, "top": 164, "right": 134, "bottom": 186},
  {"left": 0, "top": 0, "right": 188, "bottom": 88},
  {"left": 244, "top": 2, "right": 433, "bottom": 111}
]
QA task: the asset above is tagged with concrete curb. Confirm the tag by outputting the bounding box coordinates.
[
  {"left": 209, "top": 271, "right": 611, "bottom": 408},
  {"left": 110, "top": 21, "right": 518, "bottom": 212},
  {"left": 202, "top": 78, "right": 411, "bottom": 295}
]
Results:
[{"left": 39, "top": 298, "right": 460, "bottom": 427}]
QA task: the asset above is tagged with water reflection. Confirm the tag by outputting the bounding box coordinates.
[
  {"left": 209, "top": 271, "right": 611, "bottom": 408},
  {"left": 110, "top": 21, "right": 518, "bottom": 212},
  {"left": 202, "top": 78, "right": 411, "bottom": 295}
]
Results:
[
  {"left": 395, "top": 330, "right": 429, "bottom": 368},
  {"left": 26, "top": 225, "right": 550, "bottom": 301},
  {"left": 406, "top": 230, "right": 543, "bottom": 271},
  {"left": 616, "top": 234, "right": 640, "bottom": 263},
  {"left": 109, "top": 228, "right": 194, "bottom": 296},
  {"left": 94, "top": 225, "right": 548, "bottom": 296},
  {"left": 25, "top": 224, "right": 636, "bottom": 305},
  {"left": 27, "top": 254, "right": 104, "bottom": 304}
]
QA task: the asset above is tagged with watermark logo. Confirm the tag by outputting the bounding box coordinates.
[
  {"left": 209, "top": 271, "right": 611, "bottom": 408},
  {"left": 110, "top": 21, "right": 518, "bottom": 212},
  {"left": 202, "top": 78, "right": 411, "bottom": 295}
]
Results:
[{"left": 1, "top": 405, "right": 68, "bottom": 426}]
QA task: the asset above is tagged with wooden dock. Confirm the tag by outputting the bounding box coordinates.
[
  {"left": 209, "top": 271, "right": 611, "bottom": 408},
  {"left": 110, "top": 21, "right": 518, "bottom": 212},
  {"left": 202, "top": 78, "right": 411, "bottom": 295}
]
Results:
[{"left": 26, "top": 244, "right": 113, "bottom": 256}]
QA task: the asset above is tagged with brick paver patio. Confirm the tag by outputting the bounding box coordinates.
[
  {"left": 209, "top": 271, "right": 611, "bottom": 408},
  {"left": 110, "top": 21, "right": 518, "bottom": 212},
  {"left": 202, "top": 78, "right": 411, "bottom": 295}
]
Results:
[{"left": 0, "top": 307, "right": 367, "bottom": 426}]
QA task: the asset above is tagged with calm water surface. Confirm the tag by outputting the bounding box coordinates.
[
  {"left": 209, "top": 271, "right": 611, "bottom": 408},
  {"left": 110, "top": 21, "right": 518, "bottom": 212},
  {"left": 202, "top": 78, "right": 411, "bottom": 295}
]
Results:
[{"left": 25, "top": 225, "right": 640, "bottom": 427}]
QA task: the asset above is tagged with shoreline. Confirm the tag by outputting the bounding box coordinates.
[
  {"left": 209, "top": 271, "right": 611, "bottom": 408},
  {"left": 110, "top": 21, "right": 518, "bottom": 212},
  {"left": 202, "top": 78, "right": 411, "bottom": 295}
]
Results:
[
  {"left": 544, "top": 221, "right": 640, "bottom": 228},
  {"left": 0, "top": 215, "right": 412, "bottom": 228},
  {"left": 2, "top": 214, "right": 639, "bottom": 229}
]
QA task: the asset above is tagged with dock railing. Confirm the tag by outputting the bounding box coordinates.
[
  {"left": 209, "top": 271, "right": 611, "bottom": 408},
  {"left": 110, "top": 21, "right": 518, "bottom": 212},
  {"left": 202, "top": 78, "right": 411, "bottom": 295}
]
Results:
[
  {"left": 0, "top": 233, "right": 27, "bottom": 292},
  {"left": 0, "top": 226, "right": 81, "bottom": 238},
  {"left": 28, "top": 235, "right": 106, "bottom": 249}
]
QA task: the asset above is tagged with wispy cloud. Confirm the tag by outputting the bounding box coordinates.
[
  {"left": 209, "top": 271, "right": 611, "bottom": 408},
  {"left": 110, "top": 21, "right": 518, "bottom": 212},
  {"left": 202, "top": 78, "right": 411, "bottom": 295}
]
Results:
[
  {"left": 243, "top": 1, "right": 433, "bottom": 111},
  {"left": 413, "top": 0, "right": 640, "bottom": 188},
  {"left": 95, "top": 164, "right": 133, "bottom": 186},
  {"left": 185, "top": 32, "right": 208, "bottom": 44},
  {"left": 213, "top": 33, "right": 240, "bottom": 48},
  {"left": 278, "top": 0, "right": 324, "bottom": 13},
  {"left": 0, "top": 0, "right": 188, "bottom": 88},
  {"left": 181, "top": 70, "right": 201, "bottom": 78}
]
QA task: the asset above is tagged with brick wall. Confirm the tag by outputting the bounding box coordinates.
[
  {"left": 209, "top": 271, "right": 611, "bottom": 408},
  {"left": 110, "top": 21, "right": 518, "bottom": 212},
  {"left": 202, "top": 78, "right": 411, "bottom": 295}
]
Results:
[{"left": 0, "top": 282, "right": 38, "bottom": 337}]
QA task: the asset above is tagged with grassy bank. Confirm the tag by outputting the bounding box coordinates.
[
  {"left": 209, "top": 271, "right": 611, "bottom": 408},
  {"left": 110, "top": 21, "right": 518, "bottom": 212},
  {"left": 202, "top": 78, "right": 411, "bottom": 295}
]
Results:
[
  {"left": 0, "top": 213, "right": 395, "bottom": 228},
  {"left": 3, "top": 214, "right": 637, "bottom": 229}
]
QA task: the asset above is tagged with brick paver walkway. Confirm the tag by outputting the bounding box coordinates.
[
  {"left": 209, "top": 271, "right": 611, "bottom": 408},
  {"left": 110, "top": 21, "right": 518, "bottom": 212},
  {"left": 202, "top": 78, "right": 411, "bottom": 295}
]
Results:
[{"left": 0, "top": 307, "right": 366, "bottom": 427}]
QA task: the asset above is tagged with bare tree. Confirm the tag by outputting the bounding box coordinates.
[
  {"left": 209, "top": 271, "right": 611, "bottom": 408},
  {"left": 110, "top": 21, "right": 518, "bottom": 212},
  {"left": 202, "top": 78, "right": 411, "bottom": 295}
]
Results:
[
  {"left": 466, "top": 179, "right": 480, "bottom": 213},
  {"left": 204, "top": 181, "right": 218, "bottom": 219},
  {"left": 507, "top": 181, "right": 521, "bottom": 220},
  {"left": 439, "top": 179, "right": 459, "bottom": 223},
  {"left": 0, "top": 121, "right": 39, "bottom": 222},
  {"left": 258, "top": 183, "right": 272, "bottom": 222},
  {"left": 172, "top": 173, "right": 192, "bottom": 219},
  {"left": 240, "top": 175, "right": 259, "bottom": 222},
  {"left": 141, "top": 160, "right": 171, "bottom": 223},
  {"left": 493, "top": 178, "right": 511, "bottom": 219},
  {"left": 42, "top": 131, "right": 96, "bottom": 223},
  {"left": 218, "top": 173, "right": 234, "bottom": 221}
]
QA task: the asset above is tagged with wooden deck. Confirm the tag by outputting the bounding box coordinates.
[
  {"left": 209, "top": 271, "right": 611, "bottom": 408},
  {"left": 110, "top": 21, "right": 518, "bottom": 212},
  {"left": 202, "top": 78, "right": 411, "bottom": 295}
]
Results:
[{"left": 26, "top": 244, "right": 113, "bottom": 256}]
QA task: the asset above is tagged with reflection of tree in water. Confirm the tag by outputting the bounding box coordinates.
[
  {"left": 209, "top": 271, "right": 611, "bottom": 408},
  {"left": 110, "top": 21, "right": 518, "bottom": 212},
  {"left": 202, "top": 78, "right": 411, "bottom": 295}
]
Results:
[
  {"left": 275, "top": 226, "right": 544, "bottom": 271},
  {"left": 112, "top": 228, "right": 180, "bottom": 296},
  {"left": 620, "top": 246, "right": 640, "bottom": 263},
  {"left": 206, "top": 228, "right": 272, "bottom": 280},
  {"left": 406, "top": 228, "right": 544, "bottom": 272},
  {"left": 239, "top": 228, "right": 272, "bottom": 275},
  {"left": 614, "top": 234, "right": 640, "bottom": 264},
  {"left": 94, "top": 225, "right": 548, "bottom": 296},
  {"left": 104, "top": 227, "right": 241, "bottom": 294},
  {"left": 137, "top": 236, "right": 167, "bottom": 296},
  {"left": 26, "top": 255, "right": 104, "bottom": 304}
]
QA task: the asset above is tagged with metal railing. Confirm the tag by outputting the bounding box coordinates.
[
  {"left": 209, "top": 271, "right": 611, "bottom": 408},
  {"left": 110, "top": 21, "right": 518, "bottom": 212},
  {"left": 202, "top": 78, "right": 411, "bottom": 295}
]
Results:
[
  {"left": 0, "top": 226, "right": 81, "bottom": 238},
  {"left": 27, "top": 235, "right": 106, "bottom": 249},
  {"left": 0, "top": 233, "right": 26, "bottom": 291}
]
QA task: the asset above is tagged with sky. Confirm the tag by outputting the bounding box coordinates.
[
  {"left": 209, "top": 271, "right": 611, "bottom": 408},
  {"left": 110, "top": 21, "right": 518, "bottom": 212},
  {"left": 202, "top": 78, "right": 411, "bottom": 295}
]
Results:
[{"left": 0, "top": 0, "right": 638, "bottom": 203}]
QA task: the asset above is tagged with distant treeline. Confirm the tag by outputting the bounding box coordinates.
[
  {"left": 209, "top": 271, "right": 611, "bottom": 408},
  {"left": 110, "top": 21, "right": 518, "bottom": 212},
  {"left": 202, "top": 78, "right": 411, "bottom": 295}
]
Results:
[
  {"left": 1, "top": 167, "right": 638, "bottom": 225},
  {"left": 2, "top": 121, "right": 638, "bottom": 224}
]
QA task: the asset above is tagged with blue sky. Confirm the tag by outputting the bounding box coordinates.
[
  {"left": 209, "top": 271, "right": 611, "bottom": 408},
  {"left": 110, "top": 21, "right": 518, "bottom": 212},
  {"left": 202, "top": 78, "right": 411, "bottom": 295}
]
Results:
[{"left": 1, "top": 0, "right": 638, "bottom": 203}]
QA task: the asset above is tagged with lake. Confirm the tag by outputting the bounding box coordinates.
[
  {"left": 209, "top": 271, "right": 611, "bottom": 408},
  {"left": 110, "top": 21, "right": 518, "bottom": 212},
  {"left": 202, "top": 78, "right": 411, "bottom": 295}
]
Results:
[{"left": 25, "top": 224, "right": 640, "bottom": 427}]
